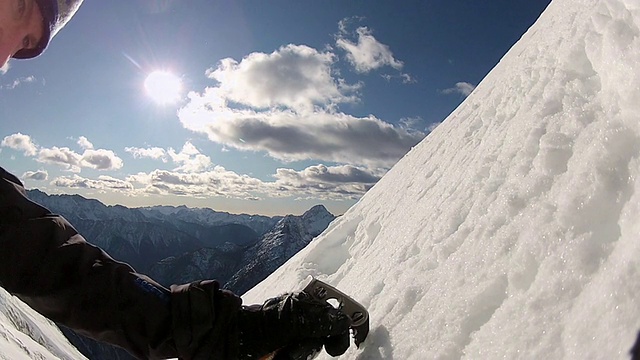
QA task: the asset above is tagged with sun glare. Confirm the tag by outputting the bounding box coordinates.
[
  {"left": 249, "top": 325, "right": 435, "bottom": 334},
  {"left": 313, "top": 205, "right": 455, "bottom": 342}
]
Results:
[{"left": 144, "top": 71, "right": 182, "bottom": 105}]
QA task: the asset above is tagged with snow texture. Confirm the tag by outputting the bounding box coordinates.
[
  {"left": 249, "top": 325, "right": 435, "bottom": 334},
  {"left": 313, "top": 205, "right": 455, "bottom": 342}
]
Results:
[
  {"left": 0, "top": 288, "right": 87, "bottom": 360},
  {"left": 245, "top": 0, "right": 640, "bottom": 359}
]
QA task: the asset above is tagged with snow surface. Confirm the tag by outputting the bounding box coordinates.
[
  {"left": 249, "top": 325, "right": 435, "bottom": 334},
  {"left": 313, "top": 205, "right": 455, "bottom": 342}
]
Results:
[
  {"left": 244, "top": 0, "right": 640, "bottom": 359},
  {"left": 0, "top": 288, "right": 87, "bottom": 360}
]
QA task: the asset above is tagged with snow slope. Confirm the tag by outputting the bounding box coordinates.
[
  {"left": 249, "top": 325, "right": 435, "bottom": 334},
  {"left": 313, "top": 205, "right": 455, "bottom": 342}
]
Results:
[
  {"left": 244, "top": 0, "right": 640, "bottom": 359},
  {"left": 0, "top": 288, "right": 87, "bottom": 360}
]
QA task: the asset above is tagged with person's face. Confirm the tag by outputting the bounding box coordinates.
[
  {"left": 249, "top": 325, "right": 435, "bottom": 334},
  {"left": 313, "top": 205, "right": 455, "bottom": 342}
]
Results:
[{"left": 0, "top": 0, "right": 44, "bottom": 67}]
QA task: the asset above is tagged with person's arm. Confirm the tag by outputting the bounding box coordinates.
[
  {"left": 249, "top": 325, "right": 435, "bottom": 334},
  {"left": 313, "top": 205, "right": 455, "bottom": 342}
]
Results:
[
  {"left": 0, "top": 168, "right": 242, "bottom": 359},
  {"left": 0, "top": 167, "right": 351, "bottom": 360}
]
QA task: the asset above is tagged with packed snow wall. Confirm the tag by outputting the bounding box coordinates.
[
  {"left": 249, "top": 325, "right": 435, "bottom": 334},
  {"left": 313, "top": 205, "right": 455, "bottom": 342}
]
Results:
[{"left": 245, "top": 0, "right": 640, "bottom": 359}]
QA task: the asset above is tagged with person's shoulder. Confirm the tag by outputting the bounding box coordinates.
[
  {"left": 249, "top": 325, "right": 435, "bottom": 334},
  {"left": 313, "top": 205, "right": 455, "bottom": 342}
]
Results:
[
  {"left": 0, "top": 167, "right": 24, "bottom": 187},
  {"left": 0, "top": 166, "right": 28, "bottom": 199},
  {"left": 0, "top": 167, "right": 49, "bottom": 217}
]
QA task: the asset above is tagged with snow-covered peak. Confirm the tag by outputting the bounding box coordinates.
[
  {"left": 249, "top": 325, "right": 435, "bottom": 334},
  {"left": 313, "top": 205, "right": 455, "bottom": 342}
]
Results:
[
  {"left": 264, "top": 205, "right": 335, "bottom": 250},
  {"left": 223, "top": 206, "right": 336, "bottom": 294},
  {"left": 301, "top": 205, "right": 336, "bottom": 237},
  {"left": 27, "top": 189, "right": 146, "bottom": 222},
  {"left": 245, "top": 1, "right": 640, "bottom": 359},
  {"left": 139, "top": 205, "right": 281, "bottom": 236}
]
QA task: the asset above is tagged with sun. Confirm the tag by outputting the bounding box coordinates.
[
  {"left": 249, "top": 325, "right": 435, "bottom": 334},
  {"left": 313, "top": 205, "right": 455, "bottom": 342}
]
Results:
[{"left": 144, "top": 70, "right": 182, "bottom": 105}]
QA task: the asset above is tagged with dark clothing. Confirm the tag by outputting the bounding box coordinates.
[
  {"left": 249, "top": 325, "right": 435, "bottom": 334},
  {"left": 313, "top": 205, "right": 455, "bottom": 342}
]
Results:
[{"left": 0, "top": 166, "right": 243, "bottom": 359}]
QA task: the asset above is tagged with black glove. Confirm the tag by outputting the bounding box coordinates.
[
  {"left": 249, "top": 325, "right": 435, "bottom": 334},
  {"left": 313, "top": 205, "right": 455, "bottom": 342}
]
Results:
[{"left": 238, "top": 291, "right": 351, "bottom": 359}]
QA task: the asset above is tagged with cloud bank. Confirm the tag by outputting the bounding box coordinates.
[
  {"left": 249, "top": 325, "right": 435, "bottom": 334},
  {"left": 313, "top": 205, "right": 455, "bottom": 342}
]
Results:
[
  {"left": 179, "top": 25, "right": 424, "bottom": 168},
  {"left": 179, "top": 97, "right": 423, "bottom": 167},
  {"left": 126, "top": 142, "right": 212, "bottom": 172},
  {"left": 119, "top": 142, "right": 382, "bottom": 201},
  {"left": 2, "top": 133, "right": 123, "bottom": 172},
  {"left": 6, "top": 20, "right": 424, "bottom": 207},
  {"left": 207, "top": 44, "right": 360, "bottom": 113}
]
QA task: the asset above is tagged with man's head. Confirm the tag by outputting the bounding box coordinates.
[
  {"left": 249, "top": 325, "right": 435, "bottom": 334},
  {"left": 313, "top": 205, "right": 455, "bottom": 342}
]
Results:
[{"left": 0, "top": 0, "right": 83, "bottom": 67}]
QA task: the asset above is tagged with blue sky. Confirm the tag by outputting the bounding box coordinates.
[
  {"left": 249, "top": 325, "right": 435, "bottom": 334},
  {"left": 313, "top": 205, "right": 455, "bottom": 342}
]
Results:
[{"left": 0, "top": 0, "right": 551, "bottom": 216}]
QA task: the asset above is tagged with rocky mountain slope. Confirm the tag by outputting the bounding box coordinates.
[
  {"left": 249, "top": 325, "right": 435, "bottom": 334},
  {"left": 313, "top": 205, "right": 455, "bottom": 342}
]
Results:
[
  {"left": 27, "top": 190, "right": 274, "bottom": 272},
  {"left": 148, "top": 205, "right": 336, "bottom": 293},
  {"left": 25, "top": 190, "right": 334, "bottom": 359},
  {"left": 225, "top": 205, "right": 336, "bottom": 293}
]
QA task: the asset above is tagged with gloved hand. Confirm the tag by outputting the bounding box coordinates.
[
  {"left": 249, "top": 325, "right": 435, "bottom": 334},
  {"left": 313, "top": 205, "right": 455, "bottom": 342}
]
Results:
[{"left": 238, "top": 291, "right": 352, "bottom": 359}]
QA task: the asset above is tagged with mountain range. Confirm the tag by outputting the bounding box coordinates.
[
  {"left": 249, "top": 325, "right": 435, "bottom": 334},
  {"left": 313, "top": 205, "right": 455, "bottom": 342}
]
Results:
[{"left": 26, "top": 189, "right": 335, "bottom": 359}]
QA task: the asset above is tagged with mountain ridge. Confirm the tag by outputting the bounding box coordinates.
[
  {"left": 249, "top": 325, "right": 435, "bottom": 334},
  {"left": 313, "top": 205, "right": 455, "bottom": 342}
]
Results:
[{"left": 25, "top": 189, "right": 335, "bottom": 360}]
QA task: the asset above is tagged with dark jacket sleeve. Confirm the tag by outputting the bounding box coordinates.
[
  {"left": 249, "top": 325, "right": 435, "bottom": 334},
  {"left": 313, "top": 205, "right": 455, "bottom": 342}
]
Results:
[{"left": 0, "top": 167, "right": 242, "bottom": 360}]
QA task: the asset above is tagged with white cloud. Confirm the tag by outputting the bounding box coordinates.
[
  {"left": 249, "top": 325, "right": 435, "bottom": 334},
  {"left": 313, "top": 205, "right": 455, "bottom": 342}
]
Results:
[
  {"left": 2, "top": 134, "right": 124, "bottom": 172},
  {"left": 401, "top": 73, "right": 416, "bottom": 84},
  {"left": 3, "top": 134, "right": 122, "bottom": 171},
  {"left": 179, "top": 96, "right": 425, "bottom": 167},
  {"left": 399, "top": 116, "right": 428, "bottom": 133},
  {"left": 175, "top": 142, "right": 199, "bottom": 156},
  {"left": 1, "top": 133, "right": 38, "bottom": 156},
  {"left": 206, "top": 44, "right": 360, "bottom": 113},
  {"left": 167, "top": 142, "right": 212, "bottom": 173},
  {"left": 126, "top": 167, "right": 266, "bottom": 199},
  {"left": 77, "top": 136, "right": 94, "bottom": 150},
  {"left": 126, "top": 142, "right": 212, "bottom": 173},
  {"left": 53, "top": 174, "right": 134, "bottom": 190},
  {"left": 179, "top": 32, "right": 421, "bottom": 170},
  {"left": 382, "top": 73, "right": 416, "bottom": 84},
  {"left": 81, "top": 149, "right": 124, "bottom": 170},
  {"left": 336, "top": 25, "right": 404, "bottom": 73},
  {"left": 125, "top": 146, "right": 168, "bottom": 162},
  {"left": 441, "top": 82, "right": 476, "bottom": 96},
  {"left": 37, "top": 147, "right": 83, "bottom": 172},
  {"left": 22, "top": 170, "right": 48, "bottom": 181},
  {"left": 124, "top": 163, "right": 384, "bottom": 201},
  {"left": 0, "top": 75, "right": 36, "bottom": 89},
  {"left": 273, "top": 164, "right": 381, "bottom": 200},
  {"left": 276, "top": 164, "right": 380, "bottom": 184},
  {"left": 37, "top": 145, "right": 123, "bottom": 172},
  {"left": 44, "top": 140, "right": 387, "bottom": 200}
]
